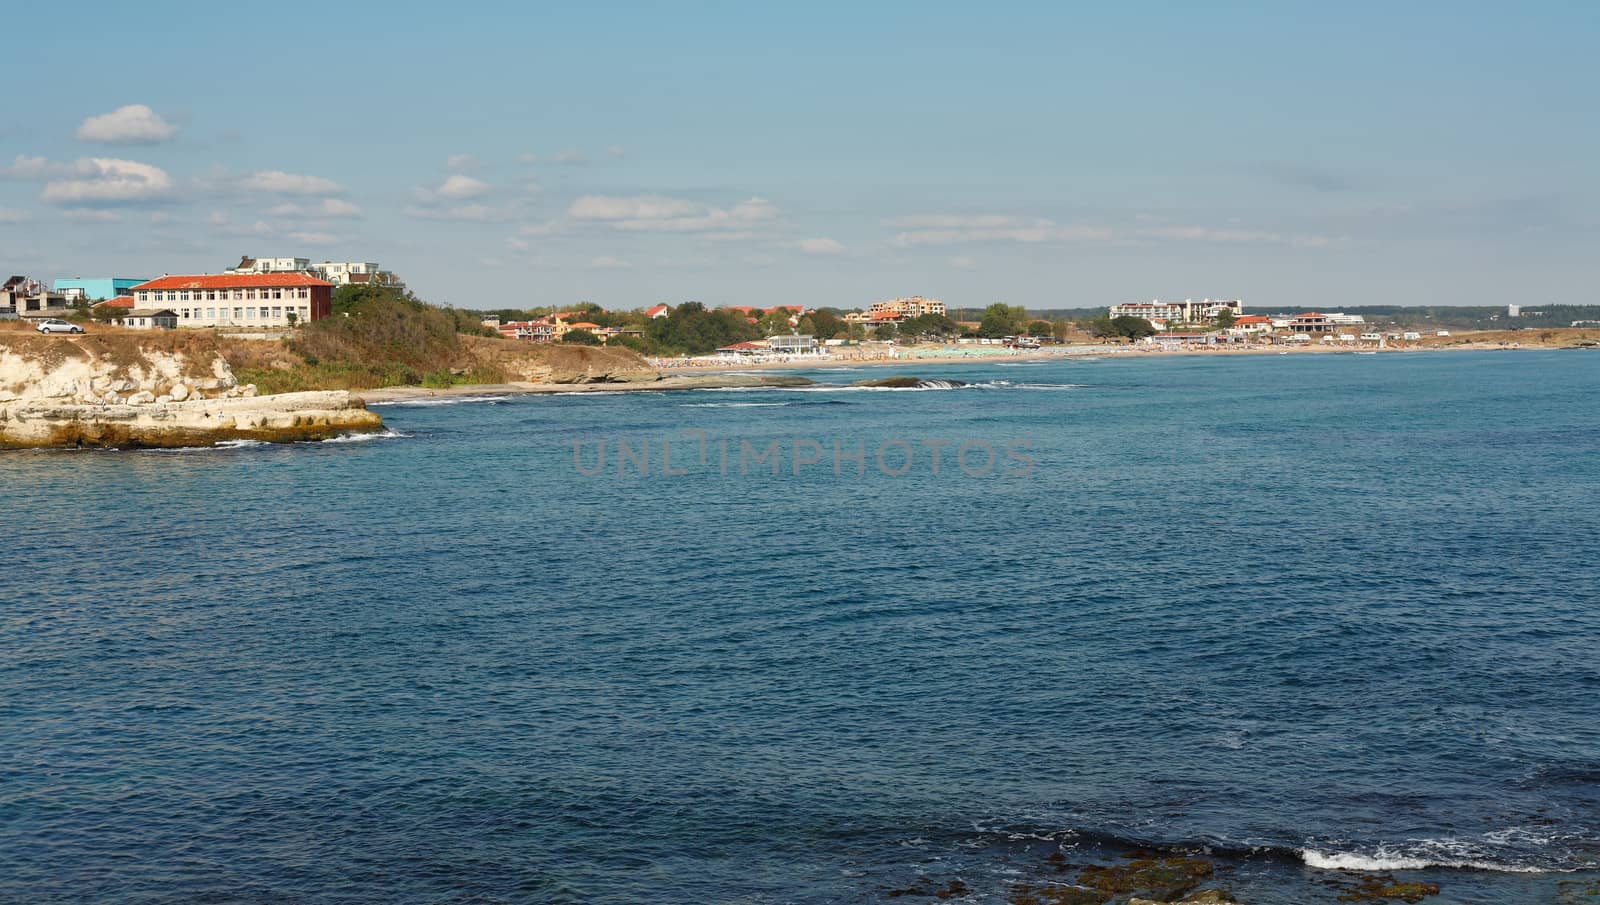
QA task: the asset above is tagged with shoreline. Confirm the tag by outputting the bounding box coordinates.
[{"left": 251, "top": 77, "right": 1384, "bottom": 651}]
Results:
[{"left": 353, "top": 339, "right": 1591, "bottom": 404}]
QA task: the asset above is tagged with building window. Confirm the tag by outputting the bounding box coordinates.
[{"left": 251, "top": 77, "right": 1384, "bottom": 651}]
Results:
[
  {"left": 205, "top": 308, "right": 214, "bottom": 319},
  {"left": 297, "top": 288, "right": 308, "bottom": 298},
  {"left": 272, "top": 306, "right": 282, "bottom": 317},
  {"left": 233, "top": 307, "right": 243, "bottom": 319},
  {"left": 207, "top": 291, "right": 216, "bottom": 300},
  {"left": 180, "top": 291, "right": 190, "bottom": 301},
  {"left": 259, "top": 307, "right": 269, "bottom": 319},
  {"left": 272, "top": 288, "right": 283, "bottom": 299}
]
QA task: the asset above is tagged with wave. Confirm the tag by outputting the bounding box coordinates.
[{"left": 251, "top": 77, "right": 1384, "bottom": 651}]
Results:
[
  {"left": 971, "top": 818, "right": 1586, "bottom": 875},
  {"left": 369, "top": 395, "right": 505, "bottom": 407},
  {"left": 793, "top": 379, "right": 1090, "bottom": 393},
  {"left": 313, "top": 428, "right": 409, "bottom": 444},
  {"left": 1299, "top": 848, "right": 1553, "bottom": 874}
]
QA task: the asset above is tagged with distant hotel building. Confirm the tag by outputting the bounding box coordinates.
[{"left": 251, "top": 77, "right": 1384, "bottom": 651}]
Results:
[
  {"left": 130, "top": 273, "right": 333, "bottom": 327},
  {"left": 1109, "top": 298, "right": 1243, "bottom": 323},
  {"left": 867, "top": 296, "right": 946, "bottom": 321}
]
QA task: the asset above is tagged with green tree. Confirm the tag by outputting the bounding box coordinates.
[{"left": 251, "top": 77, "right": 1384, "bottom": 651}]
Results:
[
  {"left": 902, "top": 313, "right": 959, "bottom": 338},
  {"left": 1215, "top": 309, "right": 1236, "bottom": 330},
  {"left": 978, "top": 303, "right": 1029, "bottom": 338},
  {"left": 1109, "top": 315, "right": 1156, "bottom": 341},
  {"left": 846, "top": 323, "right": 866, "bottom": 342},
  {"left": 1026, "top": 319, "right": 1053, "bottom": 337},
  {"left": 561, "top": 328, "right": 603, "bottom": 346},
  {"left": 809, "top": 309, "right": 843, "bottom": 340},
  {"left": 1085, "top": 315, "right": 1116, "bottom": 338}
]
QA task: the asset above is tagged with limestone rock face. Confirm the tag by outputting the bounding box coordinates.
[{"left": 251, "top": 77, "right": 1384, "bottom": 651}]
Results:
[
  {"left": 0, "top": 391, "right": 384, "bottom": 449},
  {"left": 0, "top": 336, "right": 383, "bottom": 448}
]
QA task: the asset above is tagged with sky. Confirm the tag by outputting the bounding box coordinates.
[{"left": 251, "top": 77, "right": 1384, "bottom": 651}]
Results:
[{"left": 2, "top": 1, "right": 1597, "bottom": 312}]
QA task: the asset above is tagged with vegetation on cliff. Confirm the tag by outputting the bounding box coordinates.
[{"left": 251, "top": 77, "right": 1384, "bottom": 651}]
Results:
[{"left": 223, "top": 284, "right": 656, "bottom": 394}]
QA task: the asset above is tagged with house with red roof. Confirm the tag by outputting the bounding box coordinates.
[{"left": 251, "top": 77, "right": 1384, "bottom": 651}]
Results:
[
  {"left": 130, "top": 272, "right": 332, "bottom": 328},
  {"left": 644, "top": 304, "right": 670, "bottom": 319}
]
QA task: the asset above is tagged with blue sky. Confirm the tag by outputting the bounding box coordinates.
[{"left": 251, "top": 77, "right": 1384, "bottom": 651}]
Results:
[{"left": 2, "top": 1, "right": 1596, "bottom": 311}]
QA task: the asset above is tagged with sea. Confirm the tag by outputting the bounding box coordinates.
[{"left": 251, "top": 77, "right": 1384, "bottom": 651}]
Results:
[{"left": 2, "top": 350, "right": 1598, "bottom": 904}]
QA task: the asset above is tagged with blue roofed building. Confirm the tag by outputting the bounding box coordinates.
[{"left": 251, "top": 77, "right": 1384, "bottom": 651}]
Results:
[{"left": 54, "top": 277, "right": 148, "bottom": 302}]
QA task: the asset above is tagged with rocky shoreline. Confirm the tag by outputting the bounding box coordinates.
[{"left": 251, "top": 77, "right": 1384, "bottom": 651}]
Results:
[
  {"left": 0, "top": 391, "right": 384, "bottom": 449},
  {"left": 0, "top": 334, "right": 384, "bottom": 449}
]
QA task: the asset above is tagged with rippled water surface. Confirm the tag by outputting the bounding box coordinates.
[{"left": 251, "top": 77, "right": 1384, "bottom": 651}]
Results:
[{"left": 3, "top": 351, "right": 1598, "bottom": 904}]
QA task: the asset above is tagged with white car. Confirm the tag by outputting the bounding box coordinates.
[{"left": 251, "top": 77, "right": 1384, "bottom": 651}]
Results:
[{"left": 35, "top": 318, "right": 84, "bottom": 335}]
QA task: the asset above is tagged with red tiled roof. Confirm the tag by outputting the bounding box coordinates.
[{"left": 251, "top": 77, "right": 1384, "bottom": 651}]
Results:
[
  {"left": 95, "top": 296, "right": 135, "bottom": 308},
  {"left": 1233, "top": 315, "right": 1272, "bottom": 324},
  {"left": 568, "top": 322, "right": 602, "bottom": 329},
  {"left": 644, "top": 304, "right": 669, "bottom": 316},
  {"left": 718, "top": 341, "right": 768, "bottom": 351},
  {"left": 132, "top": 273, "right": 332, "bottom": 291}
]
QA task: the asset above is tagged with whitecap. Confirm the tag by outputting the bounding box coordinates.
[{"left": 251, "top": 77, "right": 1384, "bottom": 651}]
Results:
[
  {"left": 1301, "top": 847, "right": 1553, "bottom": 874},
  {"left": 370, "top": 395, "right": 504, "bottom": 407},
  {"left": 315, "top": 428, "right": 409, "bottom": 444}
]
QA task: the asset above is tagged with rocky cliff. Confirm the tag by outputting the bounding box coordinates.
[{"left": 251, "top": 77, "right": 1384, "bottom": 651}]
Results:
[
  {"left": 0, "top": 332, "right": 382, "bottom": 448},
  {"left": 464, "top": 338, "right": 660, "bottom": 384}
]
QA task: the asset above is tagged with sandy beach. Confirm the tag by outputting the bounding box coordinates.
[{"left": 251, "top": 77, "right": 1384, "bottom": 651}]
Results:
[{"left": 354, "top": 330, "right": 1599, "bottom": 404}]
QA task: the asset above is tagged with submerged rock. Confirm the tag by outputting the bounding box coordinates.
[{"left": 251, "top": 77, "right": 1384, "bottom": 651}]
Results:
[
  {"left": 852, "top": 376, "right": 967, "bottom": 388},
  {"left": 1077, "top": 855, "right": 1215, "bottom": 902}
]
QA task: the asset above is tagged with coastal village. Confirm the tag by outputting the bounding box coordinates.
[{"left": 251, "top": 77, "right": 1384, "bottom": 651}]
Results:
[{"left": 6, "top": 253, "right": 1594, "bottom": 367}]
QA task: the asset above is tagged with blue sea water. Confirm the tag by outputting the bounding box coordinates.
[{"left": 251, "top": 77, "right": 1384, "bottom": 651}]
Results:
[{"left": 2, "top": 350, "right": 1598, "bottom": 904}]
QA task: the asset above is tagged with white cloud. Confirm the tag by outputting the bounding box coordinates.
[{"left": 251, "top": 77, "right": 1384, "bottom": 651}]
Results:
[
  {"left": 318, "top": 198, "right": 363, "bottom": 218},
  {"left": 548, "top": 149, "right": 590, "bottom": 165},
  {"left": 605, "top": 146, "right": 626, "bottom": 160},
  {"left": 793, "top": 237, "right": 845, "bottom": 255},
  {"left": 570, "top": 195, "right": 700, "bottom": 221},
  {"left": 11, "top": 156, "right": 176, "bottom": 204},
  {"left": 570, "top": 195, "right": 780, "bottom": 234},
  {"left": 241, "top": 170, "right": 345, "bottom": 196},
  {"left": 589, "top": 255, "right": 631, "bottom": 270},
  {"left": 0, "top": 208, "right": 29, "bottom": 223},
  {"left": 516, "top": 152, "right": 539, "bottom": 165},
  {"left": 518, "top": 220, "right": 562, "bottom": 237},
  {"left": 887, "top": 212, "right": 1331, "bottom": 249},
  {"left": 206, "top": 211, "right": 274, "bottom": 236},
  {"left": 505, "top": 236, "right": 531, "bottom": 251},
  {"left": 445, "top": 153, "right": 478, "bottom": 171},
  {"left": 949, "top": 255, "right": 977, "bottom": 270},
  {"left": 62, "top": 208, "right": 123, "bottom": 222},
  {"left": 75, "top": 104, "right": 178, "bottom": 144},
  {"left": 404, "top": 203, "right": 515, "bottom": 222},
  {"left": 287, "top": 231, "right": 338, "bottom": 245},
  {"left": 431, "top": 173, "right": 491, "bottom": 200}
]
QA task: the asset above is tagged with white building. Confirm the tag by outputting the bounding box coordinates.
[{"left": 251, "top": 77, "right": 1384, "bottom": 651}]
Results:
[
  {"left": 1109, "top": 298, "right": 1243, "bottom": 323},
  {"left": 130, "top": 273, "right": 334, "bottom": 328},
  {"left": 316, "top": 261, "right": 384, "bottom": 286},
  {"left": 227, "top": 256, "right": 311, "bottom": 275},
  {"left": 118, "top": 309, "right": 178, "bottom": 330}
]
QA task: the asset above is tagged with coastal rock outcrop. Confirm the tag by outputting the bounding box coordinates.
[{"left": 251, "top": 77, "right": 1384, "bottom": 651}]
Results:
[
  {"left": 0, "top": 333, "right": 382, "bottom": 448},
  {"left": 466, "top": 338, "right": 660, "bottom": 384},
  {"left": 0, "top": 391, "right": 384, "bottom": 449}
]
